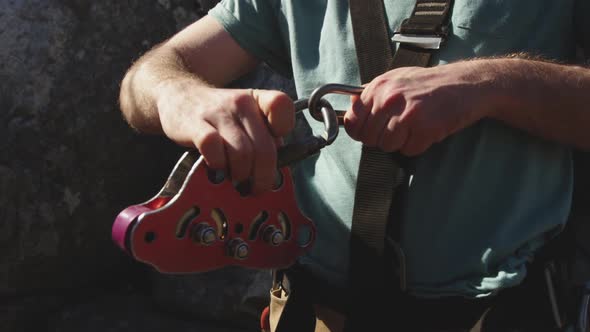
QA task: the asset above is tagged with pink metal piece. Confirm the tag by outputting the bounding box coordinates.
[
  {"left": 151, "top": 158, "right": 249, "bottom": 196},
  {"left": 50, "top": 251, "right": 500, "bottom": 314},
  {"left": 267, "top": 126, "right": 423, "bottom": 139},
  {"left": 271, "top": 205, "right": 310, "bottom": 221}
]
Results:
[
  {"left": 111, "top": 151, "right": 315, "bottom": 274},
  {"left": 112, "top": 205, "right": 151, "bottom": 253}
]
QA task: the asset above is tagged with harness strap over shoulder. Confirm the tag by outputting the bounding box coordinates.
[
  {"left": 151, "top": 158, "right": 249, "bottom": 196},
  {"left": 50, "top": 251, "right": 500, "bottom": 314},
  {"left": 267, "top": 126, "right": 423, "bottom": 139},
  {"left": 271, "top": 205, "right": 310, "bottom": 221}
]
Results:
[{"left": 346, "top": 1, "right": 453, "bottom": 331}]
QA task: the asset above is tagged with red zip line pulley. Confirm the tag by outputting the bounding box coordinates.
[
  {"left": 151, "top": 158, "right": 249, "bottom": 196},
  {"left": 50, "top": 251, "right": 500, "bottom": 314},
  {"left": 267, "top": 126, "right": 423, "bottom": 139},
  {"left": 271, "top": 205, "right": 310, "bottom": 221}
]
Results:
[{"left": 111, "top": 86, "right": 360, "bottom": 273}]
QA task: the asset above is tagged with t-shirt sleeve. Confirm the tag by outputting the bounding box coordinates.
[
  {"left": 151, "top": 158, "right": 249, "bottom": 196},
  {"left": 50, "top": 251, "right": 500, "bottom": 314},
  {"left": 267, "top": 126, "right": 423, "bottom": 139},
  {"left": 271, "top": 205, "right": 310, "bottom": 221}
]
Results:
[
  {"left": 208, "top": 0, "right": 292, "bottom": 77},
  {"left": 575, "top": 0, "right": 590, "bottom": 61}
]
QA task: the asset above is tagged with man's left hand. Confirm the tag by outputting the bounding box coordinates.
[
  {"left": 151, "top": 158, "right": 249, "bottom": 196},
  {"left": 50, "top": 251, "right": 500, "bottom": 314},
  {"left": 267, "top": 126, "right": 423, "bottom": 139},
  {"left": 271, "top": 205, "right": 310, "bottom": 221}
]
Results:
[{"left": 344, "top": 62, "right": 492, "bottom": 156}]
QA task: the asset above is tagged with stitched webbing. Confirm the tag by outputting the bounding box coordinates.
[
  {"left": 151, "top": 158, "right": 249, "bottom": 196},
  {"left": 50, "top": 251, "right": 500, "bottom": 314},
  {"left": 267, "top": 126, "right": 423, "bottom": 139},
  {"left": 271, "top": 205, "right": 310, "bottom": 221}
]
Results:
[
  {"left": 346, "top": 0, "right": 453, "bottom": 331},
  {"left": 349, "top": 0, "right": 394, "bottom": 84}
]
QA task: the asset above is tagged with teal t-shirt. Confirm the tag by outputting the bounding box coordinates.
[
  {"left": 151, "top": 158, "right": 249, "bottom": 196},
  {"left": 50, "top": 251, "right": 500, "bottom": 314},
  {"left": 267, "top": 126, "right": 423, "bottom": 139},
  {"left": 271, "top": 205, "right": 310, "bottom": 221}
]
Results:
[{"left": 209, "top": 0, "right": 578, "bottom": 298}]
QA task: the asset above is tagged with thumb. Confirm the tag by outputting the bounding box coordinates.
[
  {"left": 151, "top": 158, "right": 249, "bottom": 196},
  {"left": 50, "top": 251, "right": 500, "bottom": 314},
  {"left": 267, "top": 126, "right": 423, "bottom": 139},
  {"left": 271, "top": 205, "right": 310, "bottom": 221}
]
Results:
[
  {"left": 343, "top": 94, "right": 366, "bottom": 141},
  {"left": 251, "top": 89, "right": 295, "bottom": 137}
]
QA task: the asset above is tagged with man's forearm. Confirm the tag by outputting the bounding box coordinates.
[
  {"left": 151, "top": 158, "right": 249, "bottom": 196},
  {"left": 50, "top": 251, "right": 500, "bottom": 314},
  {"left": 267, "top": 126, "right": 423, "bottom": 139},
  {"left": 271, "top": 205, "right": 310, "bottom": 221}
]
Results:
[
  {"left": 119, "top": 44, "right": 210, "bottom": 134},
  {"left": 119, "top": 16, "right": 260, "bottom": 136},
  {"left": 481, "top": 57, "right": 590, "bottom": 150}
]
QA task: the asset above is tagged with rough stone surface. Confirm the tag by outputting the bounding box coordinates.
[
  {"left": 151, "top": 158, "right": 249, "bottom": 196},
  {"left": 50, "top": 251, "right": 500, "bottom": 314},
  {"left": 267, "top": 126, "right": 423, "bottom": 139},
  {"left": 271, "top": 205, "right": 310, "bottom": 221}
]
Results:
[{"left": 0, "top": 0, "right": 295, "bottom": 331}]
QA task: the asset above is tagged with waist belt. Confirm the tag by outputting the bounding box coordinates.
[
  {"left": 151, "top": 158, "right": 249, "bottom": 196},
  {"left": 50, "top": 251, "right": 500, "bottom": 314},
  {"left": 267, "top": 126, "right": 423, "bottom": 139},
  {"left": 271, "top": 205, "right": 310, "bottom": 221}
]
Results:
[{"left": 274, "top": 264, "right": 492, "bottom": 330}]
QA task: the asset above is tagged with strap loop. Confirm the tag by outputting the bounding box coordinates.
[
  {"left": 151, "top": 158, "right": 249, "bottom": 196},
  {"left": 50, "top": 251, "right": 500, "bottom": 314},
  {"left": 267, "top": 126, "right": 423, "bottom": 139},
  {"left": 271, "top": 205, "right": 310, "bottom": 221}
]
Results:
[{"left": 399, "top": 0, "right": 454, "bottom": 36}]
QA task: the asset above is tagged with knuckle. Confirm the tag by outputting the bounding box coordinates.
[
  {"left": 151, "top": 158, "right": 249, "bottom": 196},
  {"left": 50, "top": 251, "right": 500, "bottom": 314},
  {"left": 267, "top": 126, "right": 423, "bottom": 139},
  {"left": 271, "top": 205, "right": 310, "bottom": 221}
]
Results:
[
  {"left": 234, "top": 143, "right": 254, "bottom": 165},
  {"left": 230, "top": 91, "right": 255, "bottom": 112},
  {"left": 387, "top": 116, "right": 401, "bottom": 130},
  {"left": 267, "top": 96, "right": 295, "bottom": 135},
  {"left": 267, "top": 90, "right": 292, "bottom": 107},
  {"left": 194, "top": 133, "right": 225, "bottom": 169},
  {"left": 203, "top": 108, "right": 233, "bottom": 125},
  {"left": 382, "top": 92, "right": 404, "bottom": 111},
  {"left": 199, "top": 107, "right": 219, "bottom": 119},
  {"left": 195, "top": 129, "right": 221, "bottom": 151},
  {"left": 369, "top": 103, "right": 383, "bottom": 116},
  {"left": 371, "top": 75, "right": 389, "bottom": 88}
]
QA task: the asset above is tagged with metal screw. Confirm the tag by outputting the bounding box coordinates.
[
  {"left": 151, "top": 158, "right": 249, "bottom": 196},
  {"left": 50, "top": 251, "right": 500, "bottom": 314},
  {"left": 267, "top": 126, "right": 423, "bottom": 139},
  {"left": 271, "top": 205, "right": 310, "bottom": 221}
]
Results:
[
  {"left": 263, "top": 226, "right": 284, "bottom": 246},
  {"left": 228, "top": 239, "right": 249, "bottom": 260},
  {"left": 192, "top": 223, "right": 216, "bottom": 246}
]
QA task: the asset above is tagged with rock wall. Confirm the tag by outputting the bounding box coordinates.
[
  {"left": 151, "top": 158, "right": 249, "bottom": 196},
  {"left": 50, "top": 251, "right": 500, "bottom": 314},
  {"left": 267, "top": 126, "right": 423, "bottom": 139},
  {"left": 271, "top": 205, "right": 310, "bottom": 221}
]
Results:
[{"left": 0, "top": 0, "right": 295, "bottom": 331}]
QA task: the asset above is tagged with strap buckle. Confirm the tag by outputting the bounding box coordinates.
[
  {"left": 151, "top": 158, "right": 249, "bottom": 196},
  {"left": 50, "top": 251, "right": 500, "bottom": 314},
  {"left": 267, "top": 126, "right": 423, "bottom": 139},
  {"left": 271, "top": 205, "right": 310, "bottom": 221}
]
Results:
[
  {"left": 577, "top": 282, "right": 590, "bottom": 332},
  {"left": 272, "top": 269, "right": 288, "bottom": 293},
  {"left": 393, "top": 0, "right": 454, "bottom": 50},
  {"left": 386, "top": 235, "right": 407, "bottom": 292},
  {"left": 391, "top": 33, "right": 444, "bottom": 50},
  {"left": 544, "top": 261, "right": 565, "bottom": 329}
]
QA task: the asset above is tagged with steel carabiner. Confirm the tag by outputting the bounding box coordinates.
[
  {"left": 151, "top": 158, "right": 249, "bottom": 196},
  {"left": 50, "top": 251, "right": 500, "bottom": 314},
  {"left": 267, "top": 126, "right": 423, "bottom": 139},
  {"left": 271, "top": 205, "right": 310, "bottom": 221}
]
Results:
[
  {"left": 276, "top": 97, "right": 339, "bottom": 168},
  {"left": 308, "top": 83, "right": 365, "bottom": 125},
  {"left": 306, "top": 83, "right": 415, "bottom": 172}
]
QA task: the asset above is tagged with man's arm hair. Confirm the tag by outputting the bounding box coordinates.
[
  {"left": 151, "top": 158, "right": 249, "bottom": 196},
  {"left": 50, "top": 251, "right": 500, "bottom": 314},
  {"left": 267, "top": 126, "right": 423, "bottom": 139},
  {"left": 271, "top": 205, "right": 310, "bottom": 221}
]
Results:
[
  {"left": 118, "top": 15, "right": 259, "bottom": 134},
  {"left": 476, "top": 55, "right": 590, "bottom": 150}
]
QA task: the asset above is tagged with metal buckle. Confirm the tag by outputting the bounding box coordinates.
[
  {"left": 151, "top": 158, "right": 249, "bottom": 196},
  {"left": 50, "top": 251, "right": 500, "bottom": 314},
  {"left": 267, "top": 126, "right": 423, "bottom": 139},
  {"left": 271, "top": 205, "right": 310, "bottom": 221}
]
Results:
[
  {"left": 391, "top": 33, "right": 444, "bottom": 50},
  {"left": 386, "top": 235, "right": 407, "bottom": 292},
  {"left": 578, "top": 282, "right": 590, "bottom": 332},
  {"left": 544, "top": 262, "right": 565, "bottom": 329}
]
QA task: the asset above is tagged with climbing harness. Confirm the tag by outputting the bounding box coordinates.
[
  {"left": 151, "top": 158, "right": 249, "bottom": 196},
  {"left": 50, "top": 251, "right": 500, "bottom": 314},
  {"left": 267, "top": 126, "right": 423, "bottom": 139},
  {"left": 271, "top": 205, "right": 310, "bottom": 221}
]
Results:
[{"left": 111, "top": 86, "right": 363, "bottom": 273}]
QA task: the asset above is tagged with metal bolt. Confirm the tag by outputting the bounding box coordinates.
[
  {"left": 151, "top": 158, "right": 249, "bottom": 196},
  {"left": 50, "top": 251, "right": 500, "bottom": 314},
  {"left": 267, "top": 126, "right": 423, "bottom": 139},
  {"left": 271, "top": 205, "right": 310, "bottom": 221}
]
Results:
[
  {"left": 192, "top": 223, "right": 217, "bottom": 246},
  {"left": 228, "top": 239, "right": 249, "bottom": 260},
  {"left": 263, "top": 226, "right": 284, "bottom": 246}
]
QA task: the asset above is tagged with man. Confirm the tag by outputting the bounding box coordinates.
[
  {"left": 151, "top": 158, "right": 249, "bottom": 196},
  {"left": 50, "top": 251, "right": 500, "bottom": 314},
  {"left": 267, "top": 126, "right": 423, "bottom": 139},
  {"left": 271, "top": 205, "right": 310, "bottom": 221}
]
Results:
[{"left": 119, "top": 1, "right": 590, "bottom": 331}]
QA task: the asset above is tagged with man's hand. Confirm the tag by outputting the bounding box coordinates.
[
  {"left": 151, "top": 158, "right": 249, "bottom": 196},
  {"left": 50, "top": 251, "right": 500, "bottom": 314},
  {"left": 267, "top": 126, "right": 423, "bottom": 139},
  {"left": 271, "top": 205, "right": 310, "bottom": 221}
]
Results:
[
  {"left": 344, "top": 62, "right": 491, "bottom": 156},
  {"left": 119, "top": 16, "right": 297, "bottom": 194},
  {"left": 157, "top": 78, "right": 295, "bottom": 194},
  {"left": 345, "top": 57, "right": 590, "bottom": 154}
]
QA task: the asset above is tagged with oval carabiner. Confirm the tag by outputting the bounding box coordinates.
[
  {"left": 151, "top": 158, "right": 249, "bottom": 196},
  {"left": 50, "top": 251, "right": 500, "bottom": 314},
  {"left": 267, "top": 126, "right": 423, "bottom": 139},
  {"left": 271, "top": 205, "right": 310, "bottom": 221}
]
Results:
[
  {"left": 294, "top": 97, "right": 339, "bottom": 145},
  {"left": 308, "top": 84, "right": 365, "bottom": 124},
  {"left": 307, "top": 83, "right": 415, "bottom": 172},
  {"left": 277, "top": 98, "right": 339, "bottom": 168}
]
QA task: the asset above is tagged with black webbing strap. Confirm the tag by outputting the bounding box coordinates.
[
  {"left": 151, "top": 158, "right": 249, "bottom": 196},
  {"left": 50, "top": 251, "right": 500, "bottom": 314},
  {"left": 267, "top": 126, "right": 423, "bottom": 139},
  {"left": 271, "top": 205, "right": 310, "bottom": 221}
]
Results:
[
  {"left": 349, "top": 0, "right": 394, "bottom": 84},
  {"left": 346, "top": 0, "right": 453, "bottom": 331}
]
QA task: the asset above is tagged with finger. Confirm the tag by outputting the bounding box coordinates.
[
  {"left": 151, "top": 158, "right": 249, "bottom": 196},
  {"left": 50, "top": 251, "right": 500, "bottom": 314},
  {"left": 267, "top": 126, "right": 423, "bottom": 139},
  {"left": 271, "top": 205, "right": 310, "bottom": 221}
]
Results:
[
  {"left": 360, "top": 95, "right": 405, "bottom": 147},
  {"left": 235, "top": 102, "right": 278, "bottom": 194},
  {"left": 400, "top": 127, "right": 430, "bottom": 156},
  {"left": 344, "top": 94, "right": 371, "bottom": 141},
  {"left": 252, "top": 89, "right": 295, "bottom": 137},
  {"left": 192, "top": 120, "right": 227, "bottom": 171},
  {"left": 378, "top": 116, "right": 409, "bottom": 152},
  {"left": 212, "top": 115, "right": 254, "bottom": 183}
]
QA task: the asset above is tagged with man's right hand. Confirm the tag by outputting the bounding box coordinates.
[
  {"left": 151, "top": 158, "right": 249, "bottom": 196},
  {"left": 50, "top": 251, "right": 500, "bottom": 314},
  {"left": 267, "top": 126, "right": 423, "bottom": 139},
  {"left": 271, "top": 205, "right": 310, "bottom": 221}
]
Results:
[
  {"left": 157, "top": 79, "right": 295, "bottom": 194},
  {"left": 119, "top": 16, "right": 295, "bottom": 195}
]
